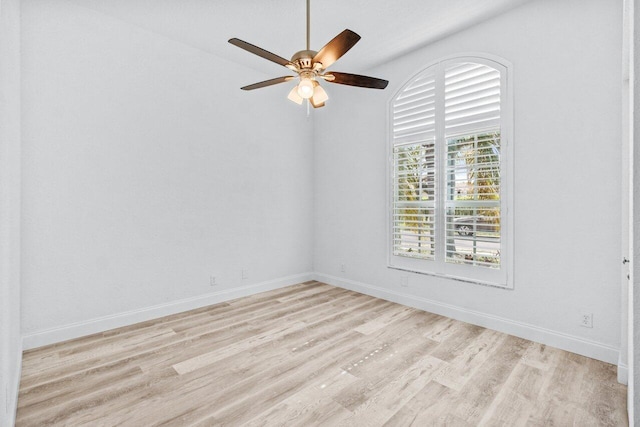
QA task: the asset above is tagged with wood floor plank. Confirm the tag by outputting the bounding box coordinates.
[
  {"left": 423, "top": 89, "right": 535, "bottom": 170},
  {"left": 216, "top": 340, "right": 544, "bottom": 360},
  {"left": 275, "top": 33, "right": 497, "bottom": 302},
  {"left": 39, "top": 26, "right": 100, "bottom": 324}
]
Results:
[
  {"left": 526, "top": 351, "right": 589, "bottom": 426},
  {"left": 431, "top": 327, "right": 507, "bottom": 392},
  {"left": 341, "top": 355, "right": 445, "bottom": 426},
  {"left": 476, "top": 362, "right": 545, "bottom": 426},
  {"left": 450, "top": 335, "right": 530, "bottom": 424},
  {"left": 332, "top": 333, "right": 439, "bottom": 411},
  {"left": 46, "top": 294, "right": 394, "bottom": 425},
  {"left": 122, "top": 331, "right": 369, "bottom": 426},
  {"left": 16, "top": 282, "right": 628, "bottom": 426},
  {"left": 243, "top": 370, "right": 359, "bottom": 427},
  {"left": 170, "top": 292, "right": 380, "bottom": 375},
  {"left": 382, "top": 380, "right": 462, "bottom": 426},
  {"left": 154, "top": 303, "right": 403, "bottom": 425},
  {"left": 578, "top": 357, "right": 628, "bottom": 426},
  {"left": 429, "top": 321, "right": 485, "bottom": 362},
  {"left": 20, "top": 284, "right": 350, "bottom": 391}
]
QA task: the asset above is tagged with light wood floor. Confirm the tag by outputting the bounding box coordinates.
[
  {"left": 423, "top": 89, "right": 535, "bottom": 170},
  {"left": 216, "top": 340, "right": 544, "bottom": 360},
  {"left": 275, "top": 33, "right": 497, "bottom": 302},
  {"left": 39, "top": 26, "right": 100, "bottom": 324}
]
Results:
[{"left": 17, "top": 281, "right": 626, "bottom": 426}]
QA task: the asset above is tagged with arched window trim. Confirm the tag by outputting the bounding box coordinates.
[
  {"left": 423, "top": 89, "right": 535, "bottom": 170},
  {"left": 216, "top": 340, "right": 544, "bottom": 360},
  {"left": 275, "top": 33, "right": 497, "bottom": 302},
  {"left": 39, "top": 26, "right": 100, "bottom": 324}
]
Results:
[{"left": 387, "top": 53, "right": 514, "bottom": 289}]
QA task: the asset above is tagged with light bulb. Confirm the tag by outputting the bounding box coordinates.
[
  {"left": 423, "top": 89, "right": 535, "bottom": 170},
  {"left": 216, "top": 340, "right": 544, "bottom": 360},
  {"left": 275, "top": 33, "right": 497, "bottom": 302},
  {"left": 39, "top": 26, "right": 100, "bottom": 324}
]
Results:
[
  {"left": 297, "top": 78, "right": 315, "bottom": 99},
  {"left": 287, "top": 86, "right": 303, "bottom": 104}
]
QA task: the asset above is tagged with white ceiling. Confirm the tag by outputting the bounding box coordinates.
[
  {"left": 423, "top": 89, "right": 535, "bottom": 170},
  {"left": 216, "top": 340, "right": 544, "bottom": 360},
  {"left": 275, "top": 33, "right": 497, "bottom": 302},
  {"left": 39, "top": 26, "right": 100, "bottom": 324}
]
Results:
[{"left": 69, "top": 0, "right": 532, "bottom": 76}]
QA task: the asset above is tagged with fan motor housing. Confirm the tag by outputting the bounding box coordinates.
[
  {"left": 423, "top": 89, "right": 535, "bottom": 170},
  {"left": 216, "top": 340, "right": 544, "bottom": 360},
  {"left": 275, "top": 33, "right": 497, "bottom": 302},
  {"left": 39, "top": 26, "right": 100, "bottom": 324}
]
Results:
[{"left": 291, "top": 50, "right": 317, "bottom": 70}]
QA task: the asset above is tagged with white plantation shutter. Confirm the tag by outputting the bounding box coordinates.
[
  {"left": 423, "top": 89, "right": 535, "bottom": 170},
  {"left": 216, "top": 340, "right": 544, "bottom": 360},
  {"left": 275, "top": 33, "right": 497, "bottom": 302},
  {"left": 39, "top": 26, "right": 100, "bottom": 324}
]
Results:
[
  {"left": 390, "top": 57, "right": 511, "bottom": 287},
  {"left": 393, "top": 71, "right": 436, "bottom": 143},
  {"left": 392, "top": 142, "right": 436, "bottom": 260},
  {"left": 444, "top": 62, "right": 501, "bottom": 135},
  {"left": 444, "top": 62, "right": 502, "bottom": 271},
  {"left": 392, "top": 70, "right": 436, "bottom": 260},
  {"left": 444, "top": 133, "right": 501, "bottom": 269}
]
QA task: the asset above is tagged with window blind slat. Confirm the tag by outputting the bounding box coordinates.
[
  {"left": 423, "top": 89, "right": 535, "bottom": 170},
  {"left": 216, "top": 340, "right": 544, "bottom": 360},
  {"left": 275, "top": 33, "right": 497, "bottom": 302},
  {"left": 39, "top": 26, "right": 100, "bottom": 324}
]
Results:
[
  {"left": 392, "top": 131, "right": 437, "bottom": 144},
  {"left": 444, "top": 112, "right": 501, "bottom": 135},
  {"left": 445, "top": 69, "right": 499, "bottom": 93},
  {"left": 394, "top": 111, "right": 436, "bottom": 129},
  {"left": 394, "top": 106, "right": 435, "bottom": 122},
  {"left": 394, "top": 93, "right": 435, "bottom": 110}
]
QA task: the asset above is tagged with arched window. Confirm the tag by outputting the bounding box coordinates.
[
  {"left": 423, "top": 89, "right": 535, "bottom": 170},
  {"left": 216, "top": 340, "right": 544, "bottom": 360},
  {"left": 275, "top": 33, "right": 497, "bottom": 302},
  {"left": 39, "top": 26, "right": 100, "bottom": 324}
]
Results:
[{"left": 389, "top": 55, "right": 513, "bottom": 288}]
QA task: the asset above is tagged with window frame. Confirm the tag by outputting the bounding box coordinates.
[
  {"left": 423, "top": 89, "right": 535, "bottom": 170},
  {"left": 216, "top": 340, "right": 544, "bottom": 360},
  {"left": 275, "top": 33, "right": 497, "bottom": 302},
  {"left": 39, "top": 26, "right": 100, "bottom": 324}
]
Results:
[{"left": 387, "top": 54, "right": 514, "bottom": 289}]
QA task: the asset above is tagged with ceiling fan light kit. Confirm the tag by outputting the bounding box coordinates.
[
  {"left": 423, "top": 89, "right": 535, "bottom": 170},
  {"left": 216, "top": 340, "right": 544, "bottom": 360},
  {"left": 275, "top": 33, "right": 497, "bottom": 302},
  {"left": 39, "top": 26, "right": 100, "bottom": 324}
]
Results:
[{"left": 228, "top": 0, "right": 388, "bottom": 109}]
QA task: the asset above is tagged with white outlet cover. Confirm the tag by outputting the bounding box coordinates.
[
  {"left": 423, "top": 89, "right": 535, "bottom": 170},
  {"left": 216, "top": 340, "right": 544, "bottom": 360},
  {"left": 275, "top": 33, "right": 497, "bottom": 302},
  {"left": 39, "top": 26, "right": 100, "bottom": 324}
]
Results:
[{"left": 580, "top": 313, "right": 593, "bottom": 328}]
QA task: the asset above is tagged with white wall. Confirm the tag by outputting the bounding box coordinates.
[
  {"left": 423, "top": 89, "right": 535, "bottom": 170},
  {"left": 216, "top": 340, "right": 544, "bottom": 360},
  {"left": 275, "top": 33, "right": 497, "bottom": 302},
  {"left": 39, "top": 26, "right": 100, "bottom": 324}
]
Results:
[
  {"left": 314, "top": 0, "right": 623, "bottom": 364},
  {"left": 20, "top": 0, "right": 314, "bottom": 347},
  {"left": 623, "top": 0, "right": 634, "bottom": 410},
  {"left": 0, "top": 0, "right": 21, "bottom": 423},
  {"left": 630, "top": 0, "right": 639, "bottom": 421}
]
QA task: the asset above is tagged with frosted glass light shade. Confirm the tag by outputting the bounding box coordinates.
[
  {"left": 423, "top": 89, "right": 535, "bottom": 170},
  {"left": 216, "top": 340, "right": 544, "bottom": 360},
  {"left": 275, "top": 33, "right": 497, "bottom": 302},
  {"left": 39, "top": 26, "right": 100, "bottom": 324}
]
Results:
[
  {"left": 312, "top": 84, "right": 329, "bottom": 105},
  {"left": 287, "top": 86, "right": 303, "bottom": 104}
]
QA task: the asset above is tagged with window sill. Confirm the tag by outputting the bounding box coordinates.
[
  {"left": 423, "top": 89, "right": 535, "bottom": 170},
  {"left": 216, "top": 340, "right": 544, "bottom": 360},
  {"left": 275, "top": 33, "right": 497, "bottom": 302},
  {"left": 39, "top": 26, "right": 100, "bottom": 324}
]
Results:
[{"left": 387, "top": 265, "right": 512, "bottom": 290}]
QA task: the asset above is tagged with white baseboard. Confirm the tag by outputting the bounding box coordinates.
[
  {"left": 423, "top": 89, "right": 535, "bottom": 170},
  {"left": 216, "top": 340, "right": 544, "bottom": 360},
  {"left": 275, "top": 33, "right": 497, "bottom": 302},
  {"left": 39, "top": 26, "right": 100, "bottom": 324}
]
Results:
[
  {"left": 315, "top": 273, "right": 620, "bottom": 366},
  {"left": 22, "top": 272, "right": 314, "bottom": 351},
  {"left": 618, "top": 362, "right": 628, "bottom": 385},
  {"left": 3, "top": 341, "right": 22, "bottom": 427},
  {"left": 9, "top": 347, "right": 22, "bottom": 427}
]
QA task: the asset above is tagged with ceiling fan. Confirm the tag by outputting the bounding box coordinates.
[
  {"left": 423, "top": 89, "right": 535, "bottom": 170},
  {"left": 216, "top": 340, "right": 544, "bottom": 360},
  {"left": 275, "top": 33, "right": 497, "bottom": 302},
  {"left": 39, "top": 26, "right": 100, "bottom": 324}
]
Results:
[{"left": 228, "top": 0, "right": 389, "bottom": 108}]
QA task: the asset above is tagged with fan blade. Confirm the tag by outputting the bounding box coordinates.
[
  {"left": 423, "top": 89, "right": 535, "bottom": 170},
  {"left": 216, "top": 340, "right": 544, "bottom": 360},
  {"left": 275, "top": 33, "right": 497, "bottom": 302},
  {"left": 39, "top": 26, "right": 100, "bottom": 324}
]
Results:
[
  {"left": 312, "top": 29, "right": 361, "bottom": 70},
  {"left": 229, "top": 38, "right": 292, "bottom": 68},
  {"left": 325, "top": 72, "right": 388, "bottom": 89},
  {"left": 241, "top": 76, "right": 294, "bottom": 91}
]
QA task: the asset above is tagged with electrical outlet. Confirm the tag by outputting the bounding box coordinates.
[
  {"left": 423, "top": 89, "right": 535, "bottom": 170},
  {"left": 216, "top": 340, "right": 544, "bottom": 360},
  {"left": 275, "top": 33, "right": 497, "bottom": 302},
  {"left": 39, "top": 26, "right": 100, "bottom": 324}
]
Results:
[
  {"left": 400, "top": 276, "right": 409, "bottom": 287},
  {"left": 242, "top": 269, "right": 248, "bottom": 279},
  {"left": 209, "top": 276, "right": 216, "bottom": 286},
  {"left": 340, "top": 263, "right": 346, "bottom": 273},
  {"left": 580, "top": 313, "right": 593, "bottom": 328}
]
